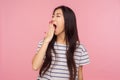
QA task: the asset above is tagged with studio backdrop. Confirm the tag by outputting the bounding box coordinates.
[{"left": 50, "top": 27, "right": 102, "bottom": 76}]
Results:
[{"left": 0, "top": 0, "right": 120, "bottom": 80}]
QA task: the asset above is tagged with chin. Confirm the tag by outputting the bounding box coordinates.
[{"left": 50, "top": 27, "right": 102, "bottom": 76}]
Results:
[
  {"left": 54, "top": 32, "right": 60, "bottom": 36},
  {"left": 54, "top": 33, "right": 58, "bottom": 36}
]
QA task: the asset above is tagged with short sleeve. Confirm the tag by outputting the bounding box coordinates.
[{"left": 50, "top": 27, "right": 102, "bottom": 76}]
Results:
[
  {"left": 36, "top": 39, "right": 46, "bottom": 61},
  {"left": 78, "top": 44, "right": 90, "bottom": 66},
  {"left": 36, "top": 40, "right": 44, "bottom": 53}
]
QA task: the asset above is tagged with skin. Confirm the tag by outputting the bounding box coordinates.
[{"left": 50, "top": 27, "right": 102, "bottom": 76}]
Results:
[
  {"left": 52, "top": 9, "right": 66, "bottom": 44},
  {"left": 32, "top": 9, "right": 83, "bottom": 80}
]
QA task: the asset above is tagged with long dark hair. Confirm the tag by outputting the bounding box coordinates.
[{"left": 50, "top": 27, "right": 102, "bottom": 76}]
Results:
[{"left": 39, "top": 5, "right": 80, "bottom": 80}]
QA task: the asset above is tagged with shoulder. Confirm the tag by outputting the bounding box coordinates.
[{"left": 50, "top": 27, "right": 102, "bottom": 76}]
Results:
[{"left": 76, "top": 43, "right": 87, "bottom": 52}]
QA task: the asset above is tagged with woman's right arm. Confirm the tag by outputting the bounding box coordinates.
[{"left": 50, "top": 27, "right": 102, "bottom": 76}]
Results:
[
  {"left": 32, "top": 20, "right": 55, "bottom": 71},
  {"left": 32, "top": 41, "right": 49, "bottom": 71}
]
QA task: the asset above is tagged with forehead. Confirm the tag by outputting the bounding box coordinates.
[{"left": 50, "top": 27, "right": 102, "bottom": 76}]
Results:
[{"left": 53, "top": 9, "right": 63, "bottom": 15}]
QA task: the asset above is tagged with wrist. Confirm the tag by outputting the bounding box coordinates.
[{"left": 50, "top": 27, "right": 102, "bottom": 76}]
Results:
[
  {"left": 43, "top": 38, "right": 50, "bottom": 43},
  {"left": 43, "top": 40, "right": 50, "bottom": 44}
]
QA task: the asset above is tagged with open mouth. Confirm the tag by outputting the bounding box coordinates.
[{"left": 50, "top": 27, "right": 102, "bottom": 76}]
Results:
[{"left": 53, "top": 24, "right": 57, "bottom": 29}]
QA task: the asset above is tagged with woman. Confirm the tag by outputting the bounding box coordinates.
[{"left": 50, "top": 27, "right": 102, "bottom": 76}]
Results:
[{"left": 32, "top": 5, "right": 90, "bottom": 80}]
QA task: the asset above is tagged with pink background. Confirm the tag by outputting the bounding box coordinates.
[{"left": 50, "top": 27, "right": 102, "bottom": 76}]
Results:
[{"left": 1, "top": 0, "right": 120, "bottom": 80}]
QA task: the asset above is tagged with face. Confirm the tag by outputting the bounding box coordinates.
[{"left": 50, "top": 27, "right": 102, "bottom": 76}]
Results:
[{"left": 52, "top": 9, "right": 65, "bottom": 36}]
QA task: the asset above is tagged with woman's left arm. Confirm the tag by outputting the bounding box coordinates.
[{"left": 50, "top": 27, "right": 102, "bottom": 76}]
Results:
[{"left": 78, "top": 66, "right": 83, "bottom": 80}]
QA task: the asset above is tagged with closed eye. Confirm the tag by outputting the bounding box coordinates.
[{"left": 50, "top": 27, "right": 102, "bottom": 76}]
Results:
[{"left": 57, "top": 16, "right": 60, "bottom": 17}]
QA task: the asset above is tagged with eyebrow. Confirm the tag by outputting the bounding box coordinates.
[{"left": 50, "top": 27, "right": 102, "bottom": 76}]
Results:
[{"left": 53, "top": 13, "right": 62, "bottom": 15}]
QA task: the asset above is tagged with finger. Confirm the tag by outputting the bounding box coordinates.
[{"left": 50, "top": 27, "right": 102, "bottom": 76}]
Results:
[
  {"left": 49, "top": 25, "right": 55, "bottom": 31},
  {"left": 49, "top": 20, "right": 53, "bottom": 25}
]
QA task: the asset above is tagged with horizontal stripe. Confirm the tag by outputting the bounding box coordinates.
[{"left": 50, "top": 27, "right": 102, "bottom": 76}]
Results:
[
  {"left": 51, "top": 65, "right": 68, "bottom": 70},
  {"left": 42, "top": 77, "right": 49, "bottom": 80},
  {"left": 38, "top": 42, "right": 87, "bottom": 51},
  {"left": 36, "top": 40, "right": 90, "bottom": 80},
  {"left": 53, "top": 63, "right": 67, "bottom": 67},
  {"left": 80, "top": 61, "right": 90, "bottom": 66},
  {"left": 52, "top": 59, "right": 80, "bottom": 65},
  {"left": 48, "top": 70, "right": 69, "bottom": 75},
  {"left": 80, "top": 60, "right": 90, "bottom": 64},
  {"left": 51, "top": 75, "right": 69, "bottom": 79},
  {"left": 52, "top": 67, "right": 68, "bottom": 71},
  {"left": 53, "top": 53, "right": 81, "bottom": 58},
  {"left": 80, "top": 57, "right": 89, "bottom": 61}
]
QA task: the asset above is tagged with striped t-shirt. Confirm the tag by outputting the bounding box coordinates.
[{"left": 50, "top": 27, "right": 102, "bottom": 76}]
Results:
[{"left": 36, "top": 40, "right": 90, "bottom": 80}]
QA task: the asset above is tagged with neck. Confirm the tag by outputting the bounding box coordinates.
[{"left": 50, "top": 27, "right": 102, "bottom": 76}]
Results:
[{"left": 56, "top": 32, "right": 66, "bottom": 45}]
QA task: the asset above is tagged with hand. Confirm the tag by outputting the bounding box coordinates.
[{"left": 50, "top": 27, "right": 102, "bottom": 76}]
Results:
[{"left": 44, "top": 20, "right": 55, "bottom": 43}]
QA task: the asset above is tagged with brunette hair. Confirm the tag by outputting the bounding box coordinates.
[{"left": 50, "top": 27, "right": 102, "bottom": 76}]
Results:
[{"left": 39, "top": 5, "right": 80, "bottom": 80}]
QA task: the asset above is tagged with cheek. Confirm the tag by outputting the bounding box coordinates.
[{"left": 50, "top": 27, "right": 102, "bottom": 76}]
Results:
[
  {"left": 56, "top": 18, "right": 64, "bottom": 31},
  {"left": 60, "top": 20, "right": 65, "bottom": 31},
  {"left": 60, "top": 19, "right": 64, "bottom": 28},
  {"left": 58, "top": 25, "right": 65, "bottom": 33}
]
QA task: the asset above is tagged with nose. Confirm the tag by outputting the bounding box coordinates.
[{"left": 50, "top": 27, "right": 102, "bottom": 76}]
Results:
[{"left": 52, "top": 16, "right": 55, "bottom": 21}]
